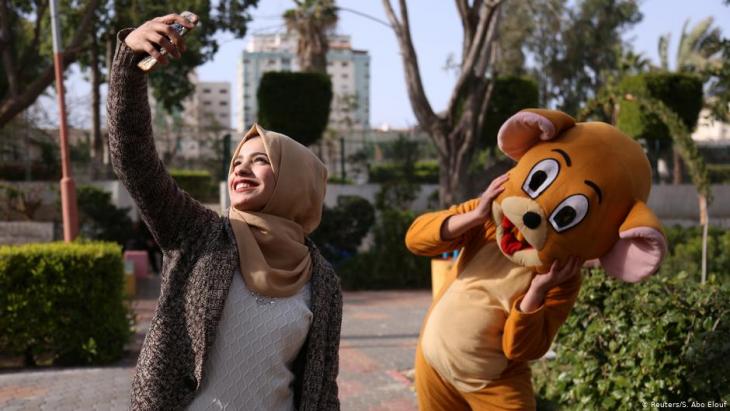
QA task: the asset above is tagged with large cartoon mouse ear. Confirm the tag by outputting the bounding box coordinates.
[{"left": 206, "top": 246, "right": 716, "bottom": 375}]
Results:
[
  {"left": 599, "top": 201, "right": 667, "bottom": 283},
  {"left": 497, "top": 109, "right": 576, "bottom": 160}
]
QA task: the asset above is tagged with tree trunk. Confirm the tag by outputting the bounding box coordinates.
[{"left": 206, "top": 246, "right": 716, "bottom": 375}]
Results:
[
  {"left": 382, "top": 0, "right": 502, "bottom": 207},
  {"left": 672, "top": 147, "right": 683, "bottom": 184}
]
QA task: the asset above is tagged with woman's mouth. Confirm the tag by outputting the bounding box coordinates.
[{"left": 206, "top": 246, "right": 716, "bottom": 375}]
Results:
[
  {"left": 500, "top": 216, "right": 533, "bottom": 256},
  {"left": 233, "top": 180, "right": 259, "bottom": 192}
]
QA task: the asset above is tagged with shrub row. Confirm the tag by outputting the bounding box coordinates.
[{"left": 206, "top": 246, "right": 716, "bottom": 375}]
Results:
[
  {"left": 169, "top": 168, "right": 218, "bottom": 203},
  {"left": 533, "top": 269, "right": 730, "bottom": 410},
  {"left": 0, "top": 242, "right": 132, "bottom": 366}
]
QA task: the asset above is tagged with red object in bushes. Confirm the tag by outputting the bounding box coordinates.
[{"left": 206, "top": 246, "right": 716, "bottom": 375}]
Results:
[{"left": 124, "top": 250, "right": 149, "bottom": 278}]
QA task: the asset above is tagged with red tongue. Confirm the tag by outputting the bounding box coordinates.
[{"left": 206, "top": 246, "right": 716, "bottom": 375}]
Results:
[{"left": 500, "top": 217, "right": 531, "bottom": 256}]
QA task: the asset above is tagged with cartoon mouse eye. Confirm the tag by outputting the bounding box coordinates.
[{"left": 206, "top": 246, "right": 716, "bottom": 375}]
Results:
[
  {"left": 522, "top": 159, "right": 560, "bottom": 199},
  {"left": 549, "top": 194, "right": 589, "bottom": 232}
]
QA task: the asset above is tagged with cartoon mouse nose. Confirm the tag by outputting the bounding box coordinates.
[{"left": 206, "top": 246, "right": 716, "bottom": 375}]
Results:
[{"left": 522, "top": 212, "right": 542, "bottom": 229}]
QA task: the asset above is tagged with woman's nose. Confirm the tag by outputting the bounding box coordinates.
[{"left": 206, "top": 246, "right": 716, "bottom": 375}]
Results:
[{"left": 235, "top": 161, "right": 252, "bottom": 175}]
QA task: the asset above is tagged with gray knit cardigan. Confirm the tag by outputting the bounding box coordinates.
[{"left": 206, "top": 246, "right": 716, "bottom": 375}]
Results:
[{"left": 107, "top": 30, "right": 342, "bottom": 411}]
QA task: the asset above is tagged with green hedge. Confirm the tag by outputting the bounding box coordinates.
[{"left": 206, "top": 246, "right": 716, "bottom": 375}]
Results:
[
  {"left": 481, "top": 75, "right": 540, "bottom": 147},
  {"left": 660, "top": 225, "right": 730, "bottom": 285},
  {"left": 617, "top": 72, "right": 704, "bottom": 145},
  {"left": 533, "top": 269, "right": 730, "bottom": 410},
  {"left": 0, "top": 242, "right": 132, "bottom": 366},
  {"left": 369, "top": 160, "right": 439, "bottom": 184},
  {"left": 170, "top": 169, "right": 218, "bottom": 203},
  {"left": 338, "top": 208, "right": 430, "bottom": 290},
  {"left": 708, "top": 164, "right": 730, "bottom": 183},
  {"left": 77, "top": 185, "right": 134, "bottom": 246},
  {"left": 257, "top": 71, "right": 333, "bottom": 146}
]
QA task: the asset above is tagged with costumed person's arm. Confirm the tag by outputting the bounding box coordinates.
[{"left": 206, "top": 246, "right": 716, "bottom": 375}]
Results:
[
  {"left": 107, "top": 15, "right": 217, "bottom": 251},
  {"left": 405, "top": 174, "right": 508, "bottom": 256},
  {"left": 502, "top": 258, "right": 583, "bottom": 361}
]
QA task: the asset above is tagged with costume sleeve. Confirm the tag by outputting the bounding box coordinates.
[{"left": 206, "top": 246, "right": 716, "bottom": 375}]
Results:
[
  {"left": 404, "top": 199, "right": 482, "bottom": 256},
  {"left": 501, "top": 273, "right": 583, "bottom": 362},
  {"left": 107, "top": 29, "right": 217, "bottom": 251}
]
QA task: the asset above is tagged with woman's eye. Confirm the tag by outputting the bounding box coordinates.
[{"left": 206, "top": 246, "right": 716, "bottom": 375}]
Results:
[
  {"left": 549, "top": 194, "right": 589, "bottom": 232},
  {"left": 254, "top": 157, "right": 269, "bottom": 164},
  {"left": 522, "top": 158, "right": 560, "bottom": 198}
]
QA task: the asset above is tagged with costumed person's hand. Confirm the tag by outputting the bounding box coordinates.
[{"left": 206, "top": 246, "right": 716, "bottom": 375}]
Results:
[
  {"left": 473, "top": 173, "right": 509, "bottom": 221},
  {"left": 440, "top": 173, "right": 509, "bottom": 241},
  {"left": 124, "top": 13, "right": 197, "bottom": 65},
  {"left": 519, "top": 257, "right": 583, "bottom": 312}
]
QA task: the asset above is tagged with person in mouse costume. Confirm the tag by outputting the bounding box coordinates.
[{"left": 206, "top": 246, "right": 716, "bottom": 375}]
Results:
[{"left": 405, "top": 109, "right": 668, "bottom": 410}]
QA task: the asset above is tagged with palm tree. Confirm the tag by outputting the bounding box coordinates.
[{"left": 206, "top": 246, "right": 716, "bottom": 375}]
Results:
[
  {"left": 659, "top": 17, "right": 723, "bottom": 73},
  {"left": 283, "top": 0, "right": 338, "bottom": 74}
]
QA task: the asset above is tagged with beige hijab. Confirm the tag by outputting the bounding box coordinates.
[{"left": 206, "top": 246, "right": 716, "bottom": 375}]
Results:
[{"left": 228, "top": 124, "right": 328, "bottom": 298}]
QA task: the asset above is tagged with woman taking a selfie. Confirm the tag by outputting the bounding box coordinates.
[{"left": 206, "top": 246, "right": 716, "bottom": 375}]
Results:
[{"left": 107, "top": 12, "right": 342, "bottom": 410}]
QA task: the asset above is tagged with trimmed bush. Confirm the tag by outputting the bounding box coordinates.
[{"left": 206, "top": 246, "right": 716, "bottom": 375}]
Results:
[
  {"left": 533, "top": 269, "right": 730, "bottom": 410},
  {"left": 338, "top": 208, "right": 430, "bottom": 290},
  {"left": 169, "top": 169, "right": 218, "bottom": 203},
  {"left": 481, "top": 76, "right": 540, "bottom": 148},
  {"left": 617, "top": 72, "right": 704, "bottom": 145},
  {"left": 311, "top": 195, "right": 375, "bottom": 263},
  {"left": 77, "top": 185, "right": 134, "bottom": 246},
  {"left": 257, "top": 71, "right": 333, "bottom": 146},
  {"left": 708, "top": 164, "right": 730, "bottom": 183},
  {"left": 0, "top": 242, "right": 132, "bottom": 365},
  {"left": 660, "top": 225, "right": 730, "bottom": 285}
]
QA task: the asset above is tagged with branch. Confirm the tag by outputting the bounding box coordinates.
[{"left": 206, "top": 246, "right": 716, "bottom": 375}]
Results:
[
  {"left": 20, "top": 0, "right": 49, "bottom": 69},
  {"left": 446, "top": 0, "right": 502, "bottom": 122},
  {"left": 0, "top": 0, "right": 19, "bottom": 97},
  {"left": 0, "top": 0, "right": 98, "bottom": 128},
  {"left": 382, "top": 0, "right": 439, "bottom": 131}
]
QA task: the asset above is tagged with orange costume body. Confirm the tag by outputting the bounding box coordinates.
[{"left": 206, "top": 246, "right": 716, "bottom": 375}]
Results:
[
  {"left": 406, "top": 109, "right": 668, "bottom": 411},
  {"left": 406, "top": 200, "right": 581, "bottom": 410}
]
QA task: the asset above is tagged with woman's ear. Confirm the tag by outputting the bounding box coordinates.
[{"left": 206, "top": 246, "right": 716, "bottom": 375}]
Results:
[
  {"left": 497, "top": 109, "right": 576, "bottom": 160},
  {"left": 599, "top": 201, "right": 667, "bottom": 282}
]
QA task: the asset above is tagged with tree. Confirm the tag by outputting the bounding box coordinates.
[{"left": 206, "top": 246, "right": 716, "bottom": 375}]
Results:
[
  {"left": 283, "top": 0, "right": 338, "bottom": 74},
  {"left": 0, "top": 0, "right": 99, "bottom": 127},
  {"left": 382, "top": 0, "right": 503, "bottom": 206},
  {"left": 544, "top": 0, "right": 642, "bottom": 115},
  {"left": 0, "top": 0, "right": 259, "bottom": 131}
]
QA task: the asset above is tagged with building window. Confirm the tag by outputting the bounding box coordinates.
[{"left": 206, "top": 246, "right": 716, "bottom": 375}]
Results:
[
  {"left": 341, "top": 73, "right": 349, "bottom": 79},
  {"left": 341, "top": 61, "right": 348, "bottom": 67},
  {"left": 220, "top": 101, "right": 228, "bottom": 106},
  {"left": 203, "top": 101, "right": 212, "bottom": 106},
  {"left": 282, "top": 58, "right": 291, "bottom": 64},
  {"left": 220, "top": 89, "right": 228, "bottom": 94},
  {"left": 203, "top": 88, "right": 211, "bottom": 93}
]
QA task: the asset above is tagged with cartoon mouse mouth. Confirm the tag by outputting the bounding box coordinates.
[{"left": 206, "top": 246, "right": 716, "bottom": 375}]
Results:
[{"left": 500, "top": 216, "right": 534, "bottom": 256}]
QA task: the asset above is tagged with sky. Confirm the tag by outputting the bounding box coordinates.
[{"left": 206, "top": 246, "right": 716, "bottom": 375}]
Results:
[{"left": 51, "top": 0, "right": 730, "bottom": 130}]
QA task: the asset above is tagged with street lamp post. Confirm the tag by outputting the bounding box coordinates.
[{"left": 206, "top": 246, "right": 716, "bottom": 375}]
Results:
[{"left": 50, "top": 0, "right": 79, "bottom": 242}]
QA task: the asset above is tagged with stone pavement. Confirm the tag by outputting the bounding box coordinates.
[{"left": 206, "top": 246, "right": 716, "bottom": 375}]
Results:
[{"left": 0, "top": 276, "right": 432, "bottom": 410}]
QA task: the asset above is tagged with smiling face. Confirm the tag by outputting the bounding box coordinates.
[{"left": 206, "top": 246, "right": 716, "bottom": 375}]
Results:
[
  {"left": 228, "top": 136, "right": 276, "bottom": 212},
  {"left": 493, "top": 123, "right": 651, "bottom": 272}
]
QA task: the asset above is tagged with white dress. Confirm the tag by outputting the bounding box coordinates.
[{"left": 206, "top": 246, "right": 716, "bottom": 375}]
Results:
[{"left": 187, "top": 271, "right": 313, "bottom": 411}]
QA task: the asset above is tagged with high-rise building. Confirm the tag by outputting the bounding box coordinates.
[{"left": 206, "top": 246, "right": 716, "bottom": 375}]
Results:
[
  {"left": 237, "top": 32, "right": 370, "bottom": 133},
  {"left": 150, "top": 72, "right": 232, "bottom": 161}
]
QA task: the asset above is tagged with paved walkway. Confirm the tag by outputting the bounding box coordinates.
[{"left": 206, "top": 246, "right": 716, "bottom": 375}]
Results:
[{"left": 0, "top": 277, "right": 431, "bottom": 410}]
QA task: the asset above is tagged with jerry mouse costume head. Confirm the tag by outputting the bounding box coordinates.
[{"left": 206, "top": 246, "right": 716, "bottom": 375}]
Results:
[{"left": 492, "top": 109, "right": 667, "bottom": 282}]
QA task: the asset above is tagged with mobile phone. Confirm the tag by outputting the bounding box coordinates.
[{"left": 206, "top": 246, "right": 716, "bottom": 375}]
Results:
[{"left": 137, "top": 11, "right": 198, "bottom": 72}]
